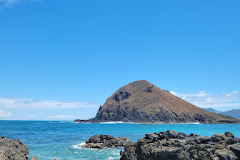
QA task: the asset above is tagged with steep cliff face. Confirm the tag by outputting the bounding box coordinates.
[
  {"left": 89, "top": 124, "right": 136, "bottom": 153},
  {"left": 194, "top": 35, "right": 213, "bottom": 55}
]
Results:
[{"left": 76, "top": 80, "right": 240, "bottom": 123}]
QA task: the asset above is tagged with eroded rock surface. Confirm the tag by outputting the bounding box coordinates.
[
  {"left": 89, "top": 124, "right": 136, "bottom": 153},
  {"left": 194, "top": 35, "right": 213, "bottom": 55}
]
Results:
[
  {"left": 0, "top": 136, "right": 29, "bottom": 160},
  {"left": 82, "top": 135, "right": 132, "bottom": 148},
  {"left": 120, "top": 130, "right": 240, "bottom": 160}
]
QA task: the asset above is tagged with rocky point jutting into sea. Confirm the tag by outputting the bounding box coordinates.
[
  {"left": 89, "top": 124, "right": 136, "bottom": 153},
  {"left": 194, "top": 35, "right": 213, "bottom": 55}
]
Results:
[
  {"left": 120, "top": 130, "right": 240, "bottom": 160},
  {"left": 74, "top": 80, "right": 240, "bottom": 124},
  {"left": 82, "top": 130, "right": 240, "bottom": 160}
]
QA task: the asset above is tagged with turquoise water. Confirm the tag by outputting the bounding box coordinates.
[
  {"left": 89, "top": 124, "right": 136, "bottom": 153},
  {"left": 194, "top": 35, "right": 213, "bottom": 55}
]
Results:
[{"left": 0, "top": 121, "right": 240, "bottom": 160}]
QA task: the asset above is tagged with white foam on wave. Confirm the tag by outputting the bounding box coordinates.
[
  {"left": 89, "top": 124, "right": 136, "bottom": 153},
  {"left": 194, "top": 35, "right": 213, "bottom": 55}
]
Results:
[
  {"left": 100, "top": 121, "right": 124, "bottom": 124},
  {"left": 100, "top": 122, "right": 202, "bottom": 125},
  {"left": 100, "top": 121, "right": 135, "bottom": 124},
  {"left": 108, "top": 157, "right": 120, "bottom": 160},
  {"left": 183, "top": 122, "right": 201, "bottom": 124},
  {"left": 71, "top": 141, "right": 86, "bottom": 149}
]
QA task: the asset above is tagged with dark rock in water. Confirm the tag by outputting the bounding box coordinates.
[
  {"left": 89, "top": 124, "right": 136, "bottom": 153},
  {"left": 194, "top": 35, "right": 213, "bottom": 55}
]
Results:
[
  {"left": 74, "top": 118, "right": 95, "bottom": 123},
  {"left": 120, "top": 130, "right": 240, "bottom": 160},
  {"left": 74, "top": 80, "right": 240, "bottom": 124},
  {"left": 0, "top": 136, "right": 29, "bottom": 160},
  {"left": 82, "top": 135, "right": 132, "bottom": 148}
]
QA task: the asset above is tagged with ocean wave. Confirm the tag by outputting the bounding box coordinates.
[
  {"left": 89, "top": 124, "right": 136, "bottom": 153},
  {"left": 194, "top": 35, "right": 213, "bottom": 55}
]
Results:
[
  {"left": 185, "top": 122, "right": 201, "bottom": 124},
  {"left": 100, "top": 121, "right": 124, "bottom": 124},
  {"left": 100, "top": 121, "right": 202, "bottom": 125},
  {"left": 71, "top": 141, "right": 86, "bottom": 149},
  {"left": 108, "top": 156, "right": 121, "bottom": 160}
]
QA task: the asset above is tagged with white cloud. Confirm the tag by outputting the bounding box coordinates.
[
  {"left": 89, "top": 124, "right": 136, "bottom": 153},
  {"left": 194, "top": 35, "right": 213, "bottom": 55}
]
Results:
[
  {"left": 0, "top": 109, "right": 12, "bottom": 117},
  {"left": 0, "top": 97, "right": 99, "bottom": 109},
  {"left": 170, "top": 91, "right": 208, "bottom": 98},
  {"left": 225, "top": 90, "right": 239, "bottom": 97},
  {"left": 170, "top": 90, "right": 240, "bottom": 110}
]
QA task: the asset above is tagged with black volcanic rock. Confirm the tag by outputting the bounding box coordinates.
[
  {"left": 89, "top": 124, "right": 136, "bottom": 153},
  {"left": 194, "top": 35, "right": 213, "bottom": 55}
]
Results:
[
  {"left": 0, "top": 136, "right": 29, "bottom": 160},
  {"left": 75, "top": 80, "right": 240, "bottom": 124},
  {"left": 120, "top": 130, "right": 240, "bottom": 160},
  {"left": 82, "top": 135, "right": 132, "bottom": 148}
]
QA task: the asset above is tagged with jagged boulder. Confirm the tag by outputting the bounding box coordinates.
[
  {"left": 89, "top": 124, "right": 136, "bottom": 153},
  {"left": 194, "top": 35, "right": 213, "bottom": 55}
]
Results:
[
  {"left": 120, "top": 130, "right": 240, "bottom": 160},
  {"left": 0, "top": 136, "right": 29, "bottom": 160},
  {"left": 82, "top": 135, "right": 132, "bottom": 148}
]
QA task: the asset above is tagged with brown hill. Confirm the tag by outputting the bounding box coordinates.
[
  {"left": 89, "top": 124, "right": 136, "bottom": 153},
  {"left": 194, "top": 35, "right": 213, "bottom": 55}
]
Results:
[{"left": 75, "top": 80, "right": 240, "bottom": 123}]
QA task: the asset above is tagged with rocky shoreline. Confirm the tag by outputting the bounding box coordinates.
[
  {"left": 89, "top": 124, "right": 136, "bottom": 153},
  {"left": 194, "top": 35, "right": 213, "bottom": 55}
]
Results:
[
  {"left": 2, "top": 130, "right": 240, "bottom": 160},
  {"left": 74, "top": 119, "right": 240, "bottom": 124},
  {"left": 83, "top": 130, "right": 240, "bottom": 160},
  {"left": 121, "top": 130, "right": 240, "bottom": 160}
]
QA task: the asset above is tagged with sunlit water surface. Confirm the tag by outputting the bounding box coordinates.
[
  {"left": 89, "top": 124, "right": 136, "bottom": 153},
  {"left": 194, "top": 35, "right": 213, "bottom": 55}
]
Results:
[{"left": 1, "top": 121, "right": 240, "bottom": 160}]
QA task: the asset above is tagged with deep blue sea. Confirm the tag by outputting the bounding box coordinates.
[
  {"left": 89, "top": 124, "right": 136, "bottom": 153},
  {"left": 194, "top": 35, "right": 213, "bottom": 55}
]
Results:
[{"left": 0, "top": 121, "right": 240, "bottom": 160}]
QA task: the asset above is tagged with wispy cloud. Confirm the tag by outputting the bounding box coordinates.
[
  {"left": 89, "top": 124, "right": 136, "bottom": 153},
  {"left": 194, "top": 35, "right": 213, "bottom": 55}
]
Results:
[
  {"left": 0, "top": 109, "right": 12, "bottom": 117},
  {"left": 225, "top": 90, "right": 239, "bottom": 97},
  {"left": 170, "top": 91, "right": 208, "bottom": 99},
  {"left": 0, "top": 0, "right": 40, "bottom": 7},
  {"left": 170, "top": 90, "right": 240, "bottom": 111},
  {"left": 0, "top": 97, "right": 99, "bottom": 109}
]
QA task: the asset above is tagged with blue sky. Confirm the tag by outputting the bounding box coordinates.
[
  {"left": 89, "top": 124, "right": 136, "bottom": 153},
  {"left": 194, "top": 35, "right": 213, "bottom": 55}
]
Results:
[{"left": 0, "top": 0, "right": 239, "bottom": 120}]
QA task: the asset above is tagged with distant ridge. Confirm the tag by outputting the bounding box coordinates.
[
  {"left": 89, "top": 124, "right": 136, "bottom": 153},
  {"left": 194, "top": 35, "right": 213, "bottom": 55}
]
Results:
[
  {"left": 75, "top": 80, "right": 240, "bottom": 124},
  {"left": 203, "top": 108, "right": 240, "bottom": 119}
]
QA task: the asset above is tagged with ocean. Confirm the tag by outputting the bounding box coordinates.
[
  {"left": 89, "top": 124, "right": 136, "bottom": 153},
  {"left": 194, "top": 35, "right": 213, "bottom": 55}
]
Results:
[{"left": 0, "top": 121, "right": 240, "bottom": 160}]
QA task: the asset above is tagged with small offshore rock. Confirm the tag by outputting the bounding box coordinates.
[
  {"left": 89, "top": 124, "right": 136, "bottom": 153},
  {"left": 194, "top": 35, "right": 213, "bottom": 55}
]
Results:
[{"left": 82, "top": 134, "right": 132, "bottom": 148}]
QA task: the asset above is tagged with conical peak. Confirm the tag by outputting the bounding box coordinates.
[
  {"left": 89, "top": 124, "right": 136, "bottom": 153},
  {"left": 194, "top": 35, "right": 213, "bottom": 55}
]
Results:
[
  {"left": 124, "top": 80, "right": 155, "bottom": 90},
  {"left": 110, "top": 80, "right": 157, "bottom": 103},
  {"left": 90, "top": 80, "right": 240, "bottom": 124},
  {"left": 129, "top": 80, "right": 152, "bottom": 85}
]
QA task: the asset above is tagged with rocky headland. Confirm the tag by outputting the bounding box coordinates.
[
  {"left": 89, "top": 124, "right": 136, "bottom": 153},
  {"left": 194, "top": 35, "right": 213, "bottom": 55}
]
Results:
[
  {"left": 120, "top": 130, "right": 240, "bottom": 160},
  {"left": 82, "top": 134, "right": 132, "bottom": 148},
  {"left": 75, "top": 80, "right": 240, "bottom": 124}
]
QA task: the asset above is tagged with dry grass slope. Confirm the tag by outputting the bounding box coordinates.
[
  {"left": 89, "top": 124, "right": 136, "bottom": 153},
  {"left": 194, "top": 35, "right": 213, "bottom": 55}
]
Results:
[{"left": 93, "top": 80, "right": 240, "bottom": 123}]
